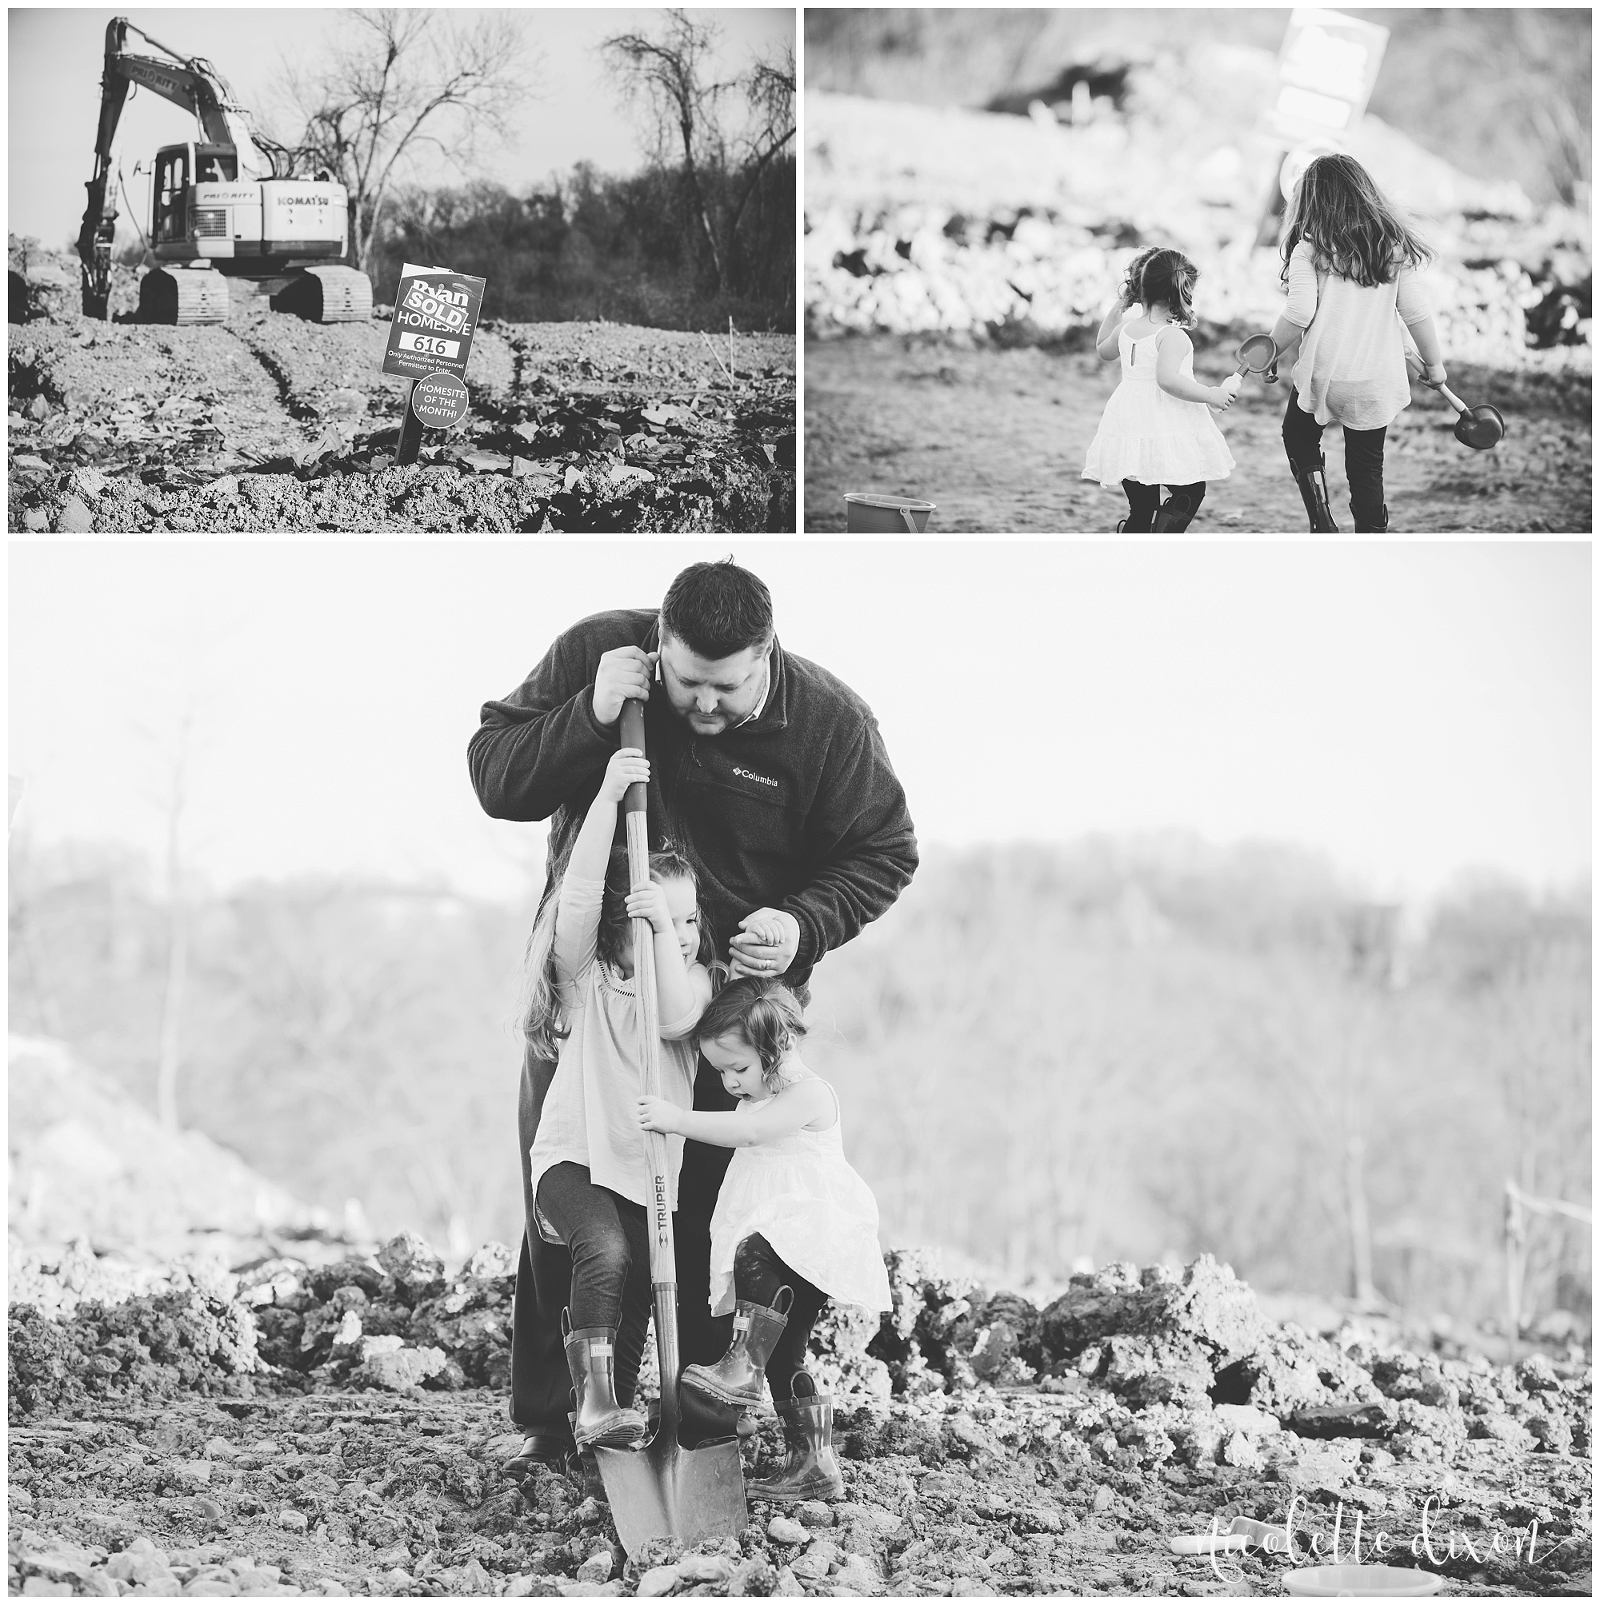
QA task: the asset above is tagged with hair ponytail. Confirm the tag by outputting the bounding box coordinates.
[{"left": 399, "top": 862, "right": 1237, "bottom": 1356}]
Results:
[
  {"left": 1121, "top": 246, "right": 1199, "bottom": 325},
  {"left": 695, "top": 976, "right": 807, "bottom": 1089}
]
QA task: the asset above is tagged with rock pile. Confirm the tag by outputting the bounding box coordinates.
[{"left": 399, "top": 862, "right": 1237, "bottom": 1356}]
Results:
[{"left": 805, "top": 88, "right": 1592, "bottom": 364}]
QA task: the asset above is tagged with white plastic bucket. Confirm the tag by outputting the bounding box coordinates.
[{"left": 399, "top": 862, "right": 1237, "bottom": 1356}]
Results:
[{"left": 843, "top": 493, "right": 937, "bottom": 533}]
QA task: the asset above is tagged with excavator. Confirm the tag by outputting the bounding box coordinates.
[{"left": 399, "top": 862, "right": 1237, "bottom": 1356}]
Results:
[{"left": 77, "top": 15, "right": 372, "bottom": 326}]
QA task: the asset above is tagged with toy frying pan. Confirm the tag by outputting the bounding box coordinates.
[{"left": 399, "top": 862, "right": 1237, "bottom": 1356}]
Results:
[
  {"left": 1405, "top": 352, "right": 1505, "bottom": 450},
  {"left": 1220, "top": 333, "right": 1280, "bottom": 397}
]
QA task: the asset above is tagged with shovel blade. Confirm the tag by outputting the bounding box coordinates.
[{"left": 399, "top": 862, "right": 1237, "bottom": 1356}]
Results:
[
  {"left": 592, "top": 1432, "right": 747, "bottom": 1559},
  {"left": 1455, "top": 406, "right": 1505, "bottom": 450}
]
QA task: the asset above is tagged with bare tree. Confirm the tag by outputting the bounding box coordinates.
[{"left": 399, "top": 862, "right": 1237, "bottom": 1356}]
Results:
[
  {"left": 281, "top": 9, "right": 532, "bottom": 269},
  {"left": 601, "top": 11, "right": 795, "bottom": 297}
]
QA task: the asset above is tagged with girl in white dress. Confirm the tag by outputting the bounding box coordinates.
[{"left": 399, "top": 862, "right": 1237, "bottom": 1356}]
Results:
[
  {"left": 1266, "top": 153, "right": 1448, "bottom": 533},
  {"left": 636, "top": 977, "right": 889, "bottom": 1502},
  {"left": 523, "top": 745, "right": 714, "bottom": 1452},
  {"left": 1083, "top": 246, "right": 1237, "bottom": 532}
]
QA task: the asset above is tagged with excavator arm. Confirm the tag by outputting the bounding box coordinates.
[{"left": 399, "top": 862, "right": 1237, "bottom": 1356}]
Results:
[{"left": 78, "top": 15, "right": 272, "bottom": 315}]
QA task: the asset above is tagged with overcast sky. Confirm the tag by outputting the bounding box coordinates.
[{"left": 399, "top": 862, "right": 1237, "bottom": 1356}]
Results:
[
  {"left": 8, "top": 7, "right": 793, "bottom": 248},
  {"left": 8, "top": 541, "right": 1589, "bottom": 908}
]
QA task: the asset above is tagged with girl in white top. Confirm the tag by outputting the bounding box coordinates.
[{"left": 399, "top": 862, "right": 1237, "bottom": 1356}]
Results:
[
  {"left": 1267, "top": 153, "right": 1448, "bottom": 533},
  {"left": 637, "top": 979, "right": 888, "bottom": 1502},
  {"left": 1083, "top": 246, "right": 1237, "bottom": 533},
  {"left": 523, "top": 745, "right": 714, "bottom": 1449}
]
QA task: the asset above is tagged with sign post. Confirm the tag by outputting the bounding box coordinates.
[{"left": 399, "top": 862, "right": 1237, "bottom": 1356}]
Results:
[
  {"left": 381, "top": 261, "right": 486, "bottom": 465},
  {"left": 1253, "top": 9, "right": 1390, "bottom": 246}
]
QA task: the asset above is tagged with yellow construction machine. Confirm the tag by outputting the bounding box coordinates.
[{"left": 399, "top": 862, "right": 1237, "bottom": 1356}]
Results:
[{"left": 77, "top": 16, "right": 372, "bottom": 325}]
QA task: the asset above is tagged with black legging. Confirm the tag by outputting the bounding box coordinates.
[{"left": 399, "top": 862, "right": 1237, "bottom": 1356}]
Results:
[
  {"left": 733, "top": 1233, "right": 828, "bottom": 1404},
  {"left": 536, "top": 1162, "right": 653, "bottom": 1407},
  {"left": 1282, "top": 388, "right": 1387, "bottom": 529},
  {"left": 1121, "top": 479, "right": 1206, "bottom": 531},
  {"left": 511, "top": 1046, "right": 735, "bottom": 1435}
]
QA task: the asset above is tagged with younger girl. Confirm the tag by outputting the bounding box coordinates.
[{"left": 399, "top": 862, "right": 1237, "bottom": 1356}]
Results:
[
  {"left": 1083, "top": 246, "right": 1237, "bottom": 532},
  {"left": 637, "top": 978, "right": 890, "bottom": 1502},
  {"left": 525, "top": 745, "right": 715, "bottom": 1451},
  {"left": 1268, "top": 152, "right": 1448, "bottom": 532}
]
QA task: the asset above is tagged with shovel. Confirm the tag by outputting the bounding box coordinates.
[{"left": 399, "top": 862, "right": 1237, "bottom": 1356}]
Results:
[
  {"left": 1219, "top": 333, "right": 1280, "bottom": 398},
  {"left": 589, "top": 699, "right": 748, "bottom": 1560},
  {"left": 1405, "top": 351, "right": 1506, "bottom": 449}
]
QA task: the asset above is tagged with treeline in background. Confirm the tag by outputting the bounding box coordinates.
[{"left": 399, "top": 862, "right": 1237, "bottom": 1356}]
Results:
[
  {"left": 366, "top": 156, "right": 795, "bottom": 331},
  {"left": 10, "top": 831, "right": 1588, "bottom": 1342}
]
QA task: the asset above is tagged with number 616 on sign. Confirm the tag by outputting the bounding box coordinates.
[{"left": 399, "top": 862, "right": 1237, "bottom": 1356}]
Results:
[{"left": 397, "top": 332, "right": 461, "bottom": 358}]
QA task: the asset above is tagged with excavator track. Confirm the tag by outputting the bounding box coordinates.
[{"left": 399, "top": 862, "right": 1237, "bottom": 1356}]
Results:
[
  {"left": 270, "top": 266, "right": 373, "bottom": 324},
  {"left": 138, "top": 266, "right": 231, "bottom": 326}
]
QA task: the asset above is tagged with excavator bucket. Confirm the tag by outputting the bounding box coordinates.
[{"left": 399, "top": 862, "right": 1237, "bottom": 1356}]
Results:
[{"left": 138, "top": 267, "right": 229, "bottom": 325}]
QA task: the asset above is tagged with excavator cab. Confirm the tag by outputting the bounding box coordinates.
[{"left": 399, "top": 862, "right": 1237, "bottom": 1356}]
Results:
[{"left": 152, "top": 142, "right": 241, "bottom": 249}]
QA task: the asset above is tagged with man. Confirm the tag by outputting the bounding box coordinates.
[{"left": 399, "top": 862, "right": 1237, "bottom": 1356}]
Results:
[{"left": 469, "top": 559, "right": 917, "bottom": 1475}]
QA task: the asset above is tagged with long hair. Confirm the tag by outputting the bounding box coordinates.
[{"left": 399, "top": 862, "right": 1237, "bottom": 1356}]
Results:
[
  {"left": 1121, "top": 246, "right": 1198, "bottom": 325},
  {"left": 522, "top": 839, "right": 712, "bottom": 1055},
  {"left": 695, "top": 976, "right": 807, "bottom": 1091},
  {"left": 1280, "top": 153, "right": 1431, "bottom": 289}
]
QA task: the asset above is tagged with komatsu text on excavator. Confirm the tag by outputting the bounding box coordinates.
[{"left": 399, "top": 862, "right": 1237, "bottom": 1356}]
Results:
[{"left": 78, "top": 15, "right": 372, "bottom": 326}]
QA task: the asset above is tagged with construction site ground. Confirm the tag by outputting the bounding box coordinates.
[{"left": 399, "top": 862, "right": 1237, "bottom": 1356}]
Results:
[
  {"left": 804, "top": 337, "right": 1591, "bottom": 535},
  {"left": 8, "top": 292, "right": 796, "bottom": 535},
  {"left": 8, "top": 1245, "right": 1591, "bottom": 1599}
]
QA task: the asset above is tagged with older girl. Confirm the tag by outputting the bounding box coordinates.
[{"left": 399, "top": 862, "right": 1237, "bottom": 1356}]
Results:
[
  {"left": 1269, "top": 152, "right": 1448, "bottom": 532},
  {"left": 525, "top": 745, "right": 714, "bottom": 1451}
]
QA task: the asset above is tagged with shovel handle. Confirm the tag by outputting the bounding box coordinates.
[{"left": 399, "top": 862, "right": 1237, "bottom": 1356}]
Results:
[
  {"left": 621, "top": 698, "right": 683, "bottom": 1429},
  {"left": 1436, "top": 383, "right": 1468, "bottom": 416},
  {"left": 1404, "top": 350, "right": 1464, "bottom": 413}
]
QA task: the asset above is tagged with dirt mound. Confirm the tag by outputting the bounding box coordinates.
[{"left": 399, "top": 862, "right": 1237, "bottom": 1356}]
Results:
[
  {"left": 8, "top": 1243, "right": 1591, "bottom": 1596},
  {"left": 9, "top": 1035, "right": 332, "bottom": 1269},
  {"left": 8, "top": 249, "right": 796, "bottom": 533}
]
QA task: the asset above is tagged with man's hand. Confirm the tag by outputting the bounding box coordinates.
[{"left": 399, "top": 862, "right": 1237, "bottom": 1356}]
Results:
[
  {"left": 728, "top": 909, "right": 800, "bottom": 980},
  {"left": 637, "top": 1096, "right": 682, "bottom": 1135},
  {"left": 593, "top": 646, "right": 658, "bottom": 727}
]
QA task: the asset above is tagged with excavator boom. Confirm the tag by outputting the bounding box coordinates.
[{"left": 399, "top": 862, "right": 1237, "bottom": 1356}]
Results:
[{"left": 78, "top": 15, "right": 270, "bottom": 315}]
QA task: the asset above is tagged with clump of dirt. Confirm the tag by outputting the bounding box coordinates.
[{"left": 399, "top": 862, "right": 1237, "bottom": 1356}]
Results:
[
  {"left": 9, "top": 1243, "right": 1591, "bottom": 1597},
  {"left": 8, "top": 246, "right": 795, "bottom": 533}
]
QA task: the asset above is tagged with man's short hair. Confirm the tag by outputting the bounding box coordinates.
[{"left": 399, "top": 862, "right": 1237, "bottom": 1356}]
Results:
[{"left": 660, "top": 560, "right": 774, "bottom": 660}]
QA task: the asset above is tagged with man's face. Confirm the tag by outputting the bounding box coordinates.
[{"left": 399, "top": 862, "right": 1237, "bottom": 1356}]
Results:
[{"left": 658, "top": 632, "right": 770, "bottom": 736}]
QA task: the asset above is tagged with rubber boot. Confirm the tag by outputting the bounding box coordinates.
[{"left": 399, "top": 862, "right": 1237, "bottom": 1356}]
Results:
[
  {"left": 501, "top": 1425, "right": 578, "bottom": 1481},
  {"left": 1290, "top": 458, "right": 1339, "bottom": 532},
  {"left": 681, "top": 1287, "right": 793, "bottom": 1409},
  {"left": 1352, "top": 501, "right": 1389, "bottom": 533},
  {"left": 1151, "top": 492, "right": 1195, "bottom": 533},
  {"left": 563, "top": 1317, "right": 649, "bottom": 1450},
  {"left": 747, "top": 1372, "right": 845, "bottom": 1503}
]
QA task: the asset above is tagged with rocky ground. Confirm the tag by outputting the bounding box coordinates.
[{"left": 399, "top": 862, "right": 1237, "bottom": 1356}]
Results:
[
  {"left": 8, "top": 1238, "right": 1591, "bottom": 1598},
  {"left": 7, "top": 244, "right": 795, "bottom": 535},
  {"left": 805, "top": 339, "right": 1591, "bottom": 534}
]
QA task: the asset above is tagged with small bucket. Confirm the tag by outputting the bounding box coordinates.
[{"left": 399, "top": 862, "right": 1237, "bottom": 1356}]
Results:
[{"left": 843, "top": 492, "right": 937, "bottom": 533}]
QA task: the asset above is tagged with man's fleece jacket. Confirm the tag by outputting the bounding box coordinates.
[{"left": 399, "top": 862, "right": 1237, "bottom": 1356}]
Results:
[{"left": 469, "top": 607, "right": 918, "bottom": 988}]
